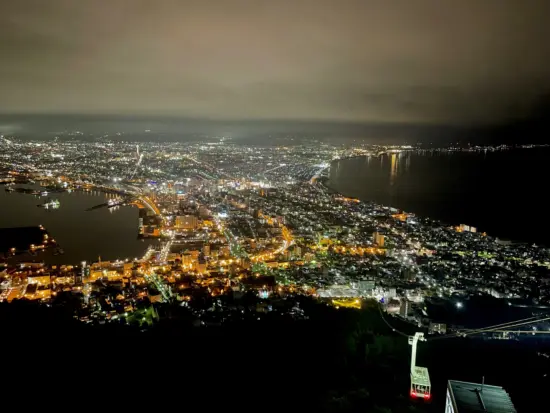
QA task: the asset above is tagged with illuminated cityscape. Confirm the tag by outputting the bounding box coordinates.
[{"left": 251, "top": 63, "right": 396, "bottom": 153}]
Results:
[{"left": 0, "top": 138, "right": 549, "bottom": 330}]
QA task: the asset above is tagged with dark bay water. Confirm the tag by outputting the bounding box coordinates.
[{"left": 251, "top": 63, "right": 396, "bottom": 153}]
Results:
[
  {"left": 0, "top": 187, "right": 155, "bottom": 264},
  {"left": 329, "top": 148, "right": 549, "bottom": 245}
]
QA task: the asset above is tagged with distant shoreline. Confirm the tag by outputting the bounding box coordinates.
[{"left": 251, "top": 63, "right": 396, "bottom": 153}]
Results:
[{"left": 325, "top": 152, "right": 546, "bottom": 246}]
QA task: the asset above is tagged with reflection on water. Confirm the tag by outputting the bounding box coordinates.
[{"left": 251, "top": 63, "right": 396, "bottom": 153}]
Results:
[
  {"left": 405, "top": 152, "right": 411, "bottom": 173},
  {"left": 390, "top": 153, "right": 398, "bottom": 185},
  {"left": 0, "top": 187, "right": 156, "bottom": 264}
]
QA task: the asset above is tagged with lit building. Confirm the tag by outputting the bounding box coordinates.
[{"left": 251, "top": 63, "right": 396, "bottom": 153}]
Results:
[
  {"left": 406, "top": 290, "right": 424, "bottom": 303},
  {"left": 199, "top": 206, "right": 210, "bottom": 217},
  {"left": 288, "top": 245, "right": 302, "bottom": 259},
  {"left": 376, "top": 287, "right": 397, "bottom": 300},
  {"left": 385, "top": 299, "right": 401, "bottom": 313},
  {"left": 123, "top": 262, "right": 133, "bottom": 275},
  {"left": 428, "top": 322, "right": 447, "bottom": 334},
  {"left": 196, "top": 259, "right": 207, "bottom": 274},
  {"left": 373, "top": 231, "right": 385, "bottom": 247},
  {"left": 458, "top": 224, "right": 477, "bottom": 233},
  {"left": 181, "top": 253, "right": 193, "bottom": 266},
  {"left": 446, "top": 380, "right": 517, "bottom": 413},
  {"left": 27, "top": 273, "right": 51, "bottom": 286},
  {"left": 316, "top": 286, "right": 359, "bottom": 298},
  {"left": 176, "top": 215, "right": 198, "bottom": 229},
  {"left": 138, "top": 217, "right": 144, "bottom": 234},
  {"left": 400, "top": 299, "right": 410, "bottom": 318},
  {"left": 24, "top": 284, "right": 51, "bottom": 300},
  {"left": 352, "top": 280, "right": 375, "bottom": 296},
  {"left": 79, "top": 261, "right": 89, "bottom": 284},
  {"left": 402, "top": 267, "right": 416, "bottom": 282}
]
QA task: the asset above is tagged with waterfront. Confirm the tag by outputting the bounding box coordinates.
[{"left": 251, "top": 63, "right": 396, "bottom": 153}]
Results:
[
  {"left": 329, "top": 148, "right": 550, "bottom": 245},
  {"left": 0, "top": 187, "right": 155, "bottom": 265}
]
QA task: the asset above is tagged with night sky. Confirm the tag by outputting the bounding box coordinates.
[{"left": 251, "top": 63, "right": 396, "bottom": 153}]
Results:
[{"left": 1, "top": 1, "right": 550, "bottom": 124}]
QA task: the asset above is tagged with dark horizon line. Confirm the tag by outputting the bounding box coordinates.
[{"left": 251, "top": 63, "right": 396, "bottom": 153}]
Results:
[{"left": 0, "top": 111, "right": 487, "bottom": 128}]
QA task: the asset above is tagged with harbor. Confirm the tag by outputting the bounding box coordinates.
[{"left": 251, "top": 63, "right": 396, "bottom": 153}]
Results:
[
  {"left": 0, "top": 183, "right": 155, "bottom": 265},
  {"left": 0, "top": 225, "right": 58, "bottom": 258}
]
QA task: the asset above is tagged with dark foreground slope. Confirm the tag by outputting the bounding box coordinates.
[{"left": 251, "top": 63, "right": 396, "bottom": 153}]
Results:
[{"left": 1, "top": 298, "right": 547, "bottom": 412}]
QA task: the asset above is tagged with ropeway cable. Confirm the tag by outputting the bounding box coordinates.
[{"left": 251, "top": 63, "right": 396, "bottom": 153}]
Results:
[
  {"left": 427, "top": 315, "right": 547, "bottom": 341},
  {"left": 459, "top": 316, "right": 550, "bottom": 337},
  {"left": 377, "top": 303, "right": 414, "bottom": 338},
  {"left": 430, "top": 315, "right": 550, "bottom": 340},
  {"left": 378, "top": 303, "right": 550, "bottom": 341}
]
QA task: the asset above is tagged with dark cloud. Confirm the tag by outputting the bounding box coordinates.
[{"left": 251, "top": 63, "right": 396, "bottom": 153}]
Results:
[{"left": 1, "top": 0, "right": 549, "bottom": 124}]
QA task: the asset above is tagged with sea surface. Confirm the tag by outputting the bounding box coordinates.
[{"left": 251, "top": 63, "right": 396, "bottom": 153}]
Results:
[
  {"left": 0, "top": 186, "right": 155, "bottom": 265},
  {"left": 329, "top": 148, "right": 549, "bottom": 245}
]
